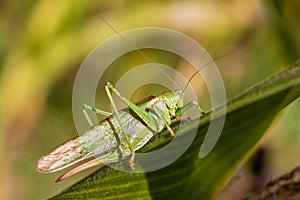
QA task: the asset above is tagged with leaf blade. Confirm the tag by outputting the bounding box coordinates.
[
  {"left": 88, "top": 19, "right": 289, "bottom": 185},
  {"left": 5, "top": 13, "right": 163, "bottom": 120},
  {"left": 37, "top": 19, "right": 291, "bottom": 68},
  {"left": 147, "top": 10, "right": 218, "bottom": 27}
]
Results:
[{"left": 51, "top": 60, "right": 300, "bottom": 199}]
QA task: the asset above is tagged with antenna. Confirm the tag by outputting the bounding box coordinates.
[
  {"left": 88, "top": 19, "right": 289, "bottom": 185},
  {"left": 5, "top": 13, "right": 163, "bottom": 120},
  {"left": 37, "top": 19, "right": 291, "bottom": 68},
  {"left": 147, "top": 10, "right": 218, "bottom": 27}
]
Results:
[
  {"left": 100, "top": 17, "right": 181, "bottom": 90},
  {"left": 101, "top": 17, "right": 239, "bottom": 93},
  {"left": 182, "top": 49, "right": 240, "bottom": 92}
]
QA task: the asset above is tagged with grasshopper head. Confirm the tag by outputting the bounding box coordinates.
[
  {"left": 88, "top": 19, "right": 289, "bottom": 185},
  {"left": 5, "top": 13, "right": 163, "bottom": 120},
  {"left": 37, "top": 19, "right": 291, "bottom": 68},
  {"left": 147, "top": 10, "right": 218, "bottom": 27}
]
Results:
[{"left": 161, "top": 91, "right": 184, "bottom": 117}]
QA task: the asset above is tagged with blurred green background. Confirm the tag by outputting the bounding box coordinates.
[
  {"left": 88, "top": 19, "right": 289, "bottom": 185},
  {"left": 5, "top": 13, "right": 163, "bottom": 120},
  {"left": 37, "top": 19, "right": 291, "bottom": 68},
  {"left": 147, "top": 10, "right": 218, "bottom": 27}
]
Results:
[{"left": 0, "top": 0, "right": 299, "bottom": 199}]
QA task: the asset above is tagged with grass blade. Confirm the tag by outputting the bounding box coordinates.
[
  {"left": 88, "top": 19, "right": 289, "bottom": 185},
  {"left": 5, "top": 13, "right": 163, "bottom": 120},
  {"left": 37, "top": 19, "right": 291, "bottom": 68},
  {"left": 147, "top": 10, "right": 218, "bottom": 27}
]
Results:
[{"left": 51, "top": 60, "right": 300, "bottom": 199}]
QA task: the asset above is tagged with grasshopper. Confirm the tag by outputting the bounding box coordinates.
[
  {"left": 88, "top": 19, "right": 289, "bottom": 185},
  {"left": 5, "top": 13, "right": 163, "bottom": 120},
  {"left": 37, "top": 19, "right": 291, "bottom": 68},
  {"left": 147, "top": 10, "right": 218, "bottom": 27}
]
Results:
[
  {"left": 37, "top": 83, "right": 205, "bottom": 182},
  {"left": 36, "top": 20, "right": 208, "bottom": 182}
]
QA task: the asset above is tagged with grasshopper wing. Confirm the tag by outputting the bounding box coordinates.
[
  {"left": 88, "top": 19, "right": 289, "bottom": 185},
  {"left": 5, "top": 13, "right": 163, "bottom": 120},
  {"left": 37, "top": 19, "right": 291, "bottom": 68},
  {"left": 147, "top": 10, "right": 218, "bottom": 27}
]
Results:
[{"left": 36, "top": 123, "right": 116, "bottom": 173}]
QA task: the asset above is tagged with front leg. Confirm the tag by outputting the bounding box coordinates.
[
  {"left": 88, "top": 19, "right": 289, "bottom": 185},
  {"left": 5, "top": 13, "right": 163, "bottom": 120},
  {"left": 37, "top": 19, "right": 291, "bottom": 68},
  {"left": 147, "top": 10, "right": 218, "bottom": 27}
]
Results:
[
  {"left": 152, "top": 106, "right": 175, "bottom": 137},
  {"left": 176, "top": 101, "right": 206, "bottom": 116}
]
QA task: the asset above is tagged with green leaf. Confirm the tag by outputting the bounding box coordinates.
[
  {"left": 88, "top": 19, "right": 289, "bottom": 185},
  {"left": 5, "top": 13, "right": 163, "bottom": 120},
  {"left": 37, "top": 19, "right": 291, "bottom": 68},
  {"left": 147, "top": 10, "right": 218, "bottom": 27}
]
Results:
[{"left": 51, "top": 60, "right": 300, "bottom": 200}]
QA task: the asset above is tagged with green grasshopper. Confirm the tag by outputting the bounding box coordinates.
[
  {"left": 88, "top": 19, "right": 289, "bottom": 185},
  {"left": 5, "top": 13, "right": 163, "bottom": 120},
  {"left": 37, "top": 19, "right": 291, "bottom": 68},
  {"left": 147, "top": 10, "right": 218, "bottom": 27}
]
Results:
[
  {"left": 36, "top": 81, "right": 205, "bottom": 182},
  {"left": 36, "top": 19, "right": 208, "bottom": 182}
]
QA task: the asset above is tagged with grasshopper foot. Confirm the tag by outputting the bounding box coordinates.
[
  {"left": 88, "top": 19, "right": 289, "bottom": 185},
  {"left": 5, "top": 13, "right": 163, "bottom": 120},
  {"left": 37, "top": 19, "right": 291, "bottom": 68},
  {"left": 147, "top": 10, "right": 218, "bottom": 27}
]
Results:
[{"left": 129, "top": 153, "right": 135, "bottom": 170}]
